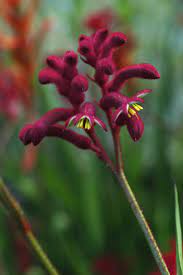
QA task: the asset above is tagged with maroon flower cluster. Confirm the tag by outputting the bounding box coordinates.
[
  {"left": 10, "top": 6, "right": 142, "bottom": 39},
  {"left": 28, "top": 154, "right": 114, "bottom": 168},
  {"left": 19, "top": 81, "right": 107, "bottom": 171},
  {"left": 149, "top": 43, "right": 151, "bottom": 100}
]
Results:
[{"left": 19, "top": 28, "right": 160, "bottom": 151}]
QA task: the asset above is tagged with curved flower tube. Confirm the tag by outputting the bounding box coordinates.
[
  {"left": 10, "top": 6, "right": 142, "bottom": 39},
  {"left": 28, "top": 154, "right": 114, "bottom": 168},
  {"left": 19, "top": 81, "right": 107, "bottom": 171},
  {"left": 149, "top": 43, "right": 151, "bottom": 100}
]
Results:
[{"left": 106, "top": 64, "right": 160, "bottom": 93}]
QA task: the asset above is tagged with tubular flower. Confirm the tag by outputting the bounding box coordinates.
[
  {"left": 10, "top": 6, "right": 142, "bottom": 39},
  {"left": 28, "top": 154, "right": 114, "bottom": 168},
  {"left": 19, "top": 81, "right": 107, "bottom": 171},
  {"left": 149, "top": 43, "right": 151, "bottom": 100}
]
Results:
[
  {"left": 19, "top": 123, "right": 99, "bottom": 153},
  {"left": 65, "top": 102, "right": 107, "bottom": 131},
  {"left": 105, "top": 64, "right": 160, "bottom": 93},
  {"left": 100, "top": 89, "right": 152, "bottom": 141}
]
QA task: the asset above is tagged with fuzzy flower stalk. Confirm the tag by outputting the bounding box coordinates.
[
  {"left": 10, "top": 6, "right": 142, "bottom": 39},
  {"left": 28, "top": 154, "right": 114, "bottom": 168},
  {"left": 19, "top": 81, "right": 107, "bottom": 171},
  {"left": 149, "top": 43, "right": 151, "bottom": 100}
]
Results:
[{"left": 19, "top": 28, "right": 169, "bottom": 274}]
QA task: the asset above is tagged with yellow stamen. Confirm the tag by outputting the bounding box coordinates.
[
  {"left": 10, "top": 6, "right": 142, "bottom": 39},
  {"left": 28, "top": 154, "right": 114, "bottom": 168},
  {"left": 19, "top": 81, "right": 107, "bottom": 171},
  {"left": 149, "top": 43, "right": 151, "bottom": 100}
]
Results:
[
  {"left": 133, "top": 103, "right": 143, "bottom": 111},
  {"left": 128, "top": 107, "right": 136, "bottom": 116},
  {"left": 132, "top": 104, "right": 140, "bottom": 111},
  {"left": 86, "top": 120, "right": 91, "bottom": 130},
  {"left": 76, "top": 117, "right": 91, "bottom": 130},
  {"left": 80, "top": 119, "right": 84, "bottom": 128}
]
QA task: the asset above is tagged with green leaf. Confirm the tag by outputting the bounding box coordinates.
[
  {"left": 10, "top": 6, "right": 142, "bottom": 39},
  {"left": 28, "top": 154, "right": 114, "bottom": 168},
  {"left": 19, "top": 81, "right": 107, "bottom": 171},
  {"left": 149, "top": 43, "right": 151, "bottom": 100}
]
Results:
[{"left": 174, "top": 183, "right": 183, "bottom": 275}]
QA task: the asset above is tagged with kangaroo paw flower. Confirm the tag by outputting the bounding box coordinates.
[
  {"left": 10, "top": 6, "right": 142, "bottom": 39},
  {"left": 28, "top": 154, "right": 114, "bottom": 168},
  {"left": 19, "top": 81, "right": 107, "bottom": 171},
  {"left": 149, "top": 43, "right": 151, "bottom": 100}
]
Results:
[{"left": 66, "top": 102, "right": 107, "bottom": 131}]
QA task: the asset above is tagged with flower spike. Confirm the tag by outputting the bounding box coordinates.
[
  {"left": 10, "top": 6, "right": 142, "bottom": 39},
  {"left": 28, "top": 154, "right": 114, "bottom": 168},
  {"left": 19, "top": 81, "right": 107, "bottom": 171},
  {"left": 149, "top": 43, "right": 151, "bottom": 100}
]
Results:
[{"left": 20, "top": 29, "right": 160, "bottom": 151}]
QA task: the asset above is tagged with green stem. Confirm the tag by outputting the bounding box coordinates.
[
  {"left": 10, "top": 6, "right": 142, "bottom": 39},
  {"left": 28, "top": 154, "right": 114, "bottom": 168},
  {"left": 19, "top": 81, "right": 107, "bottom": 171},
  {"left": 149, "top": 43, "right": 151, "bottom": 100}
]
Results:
[
  {"left": 0, "top": 178, "right": 60, "bottom": 275},
  {"left": 113, "top": 136, "right": 170, "bottom": 275}
]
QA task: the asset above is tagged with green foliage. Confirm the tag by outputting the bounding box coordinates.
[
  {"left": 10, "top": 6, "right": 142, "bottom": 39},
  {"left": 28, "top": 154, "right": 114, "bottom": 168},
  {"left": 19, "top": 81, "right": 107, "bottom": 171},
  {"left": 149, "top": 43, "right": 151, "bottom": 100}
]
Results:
[{"left": 174, "top": 183, "right": 183, "bottom": 275}]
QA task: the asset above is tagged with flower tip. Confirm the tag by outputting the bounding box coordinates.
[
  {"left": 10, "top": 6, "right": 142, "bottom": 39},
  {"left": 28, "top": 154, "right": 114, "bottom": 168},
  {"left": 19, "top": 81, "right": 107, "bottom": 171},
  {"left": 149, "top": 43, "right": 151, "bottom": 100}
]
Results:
[
  {"left": 142, "top": 64, "right": 161, "bottom": 79},
  {"left": 78, "top": 41, "right": 90, "bottom": 54},
  {"left": 38, "top": 70, "right": 47, "bottom": 84},
  {"left": 156, "top": 71, "right": 161, "bottom": 79},
  {"left": 95, "top": 28, "right": 109, "bottom": 37},
  {"left": 110, "top": 32, "right": 127, "bottom": 46},
  {"left": 63, "top": 51, "right": 78, "bottom": 65},
  {"left": 38, "top": 69, "right": 50, "bottom": 84},
  {"left": 46, "top": 55, "right": 62, "bottom": 69},
  {"left": 46, "top": 55, "right": 56, "bottom": 66},
  {"left": 19, "top": 125, "right": 32, "bottom": 145},
  {"left": 38, "top": 67, "right": 59, "bottom": 84},
  {"left": 71, "top": 74, "right": 88, "bottom": 92},
  {"left": 79, "top": 34, "right": 88, "bottom": 42}
]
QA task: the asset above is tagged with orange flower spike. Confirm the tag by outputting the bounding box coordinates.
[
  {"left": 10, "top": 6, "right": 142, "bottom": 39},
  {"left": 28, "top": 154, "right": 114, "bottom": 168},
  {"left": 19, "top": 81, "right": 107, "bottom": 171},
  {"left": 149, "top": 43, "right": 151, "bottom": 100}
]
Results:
[
  {"left": 21, "top": 145, "right": 37, "bottom": 173},
  {"left": 0, "top": 33, "right": 18, "bottom": 50}
]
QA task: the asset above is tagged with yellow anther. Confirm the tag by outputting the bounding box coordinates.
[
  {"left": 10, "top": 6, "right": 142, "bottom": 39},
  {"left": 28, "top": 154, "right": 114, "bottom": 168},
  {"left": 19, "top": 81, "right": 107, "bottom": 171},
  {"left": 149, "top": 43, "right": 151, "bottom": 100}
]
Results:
[
  {"left": 128, "top": 107, "right": 136, "bottom": 116},
  {"left": 77, "top": 117, "right": 91, "bottom": 130},
  {"left": 132, "top": 104, "right": 140, "bottom": 111},
  {"left": 77, "top": 118, "right": 83, "bottom": 128},
  {"left": 85, "top": 120, "right": 88, "bottom": 129},
  {"left": 133, "top": 103, "right": 143, "bottom": 111},
  {"left": 86, "top": 120, "right": 91, "bottom": 130},
  {"left": 80, "top": 119, "right": 84, "bottom": 128}
]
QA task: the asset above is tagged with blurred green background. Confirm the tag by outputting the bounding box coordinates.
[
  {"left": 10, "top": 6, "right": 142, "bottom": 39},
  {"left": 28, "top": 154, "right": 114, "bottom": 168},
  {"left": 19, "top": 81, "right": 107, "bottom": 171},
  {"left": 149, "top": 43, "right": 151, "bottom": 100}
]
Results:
[{"left": 0, "top": 0, "right": 183, "bottom": 274}]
